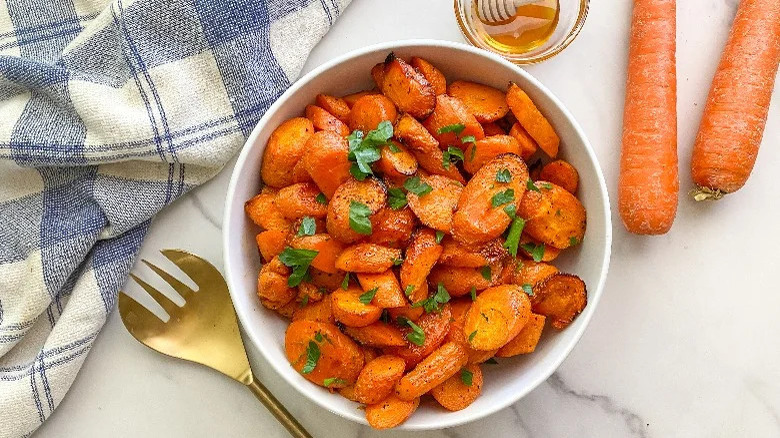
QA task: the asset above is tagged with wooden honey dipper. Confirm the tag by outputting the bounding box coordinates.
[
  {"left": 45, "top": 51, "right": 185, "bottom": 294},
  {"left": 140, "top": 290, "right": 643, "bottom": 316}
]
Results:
[{"left": 476, "top": 0, "right": 540, "bottom": 23}]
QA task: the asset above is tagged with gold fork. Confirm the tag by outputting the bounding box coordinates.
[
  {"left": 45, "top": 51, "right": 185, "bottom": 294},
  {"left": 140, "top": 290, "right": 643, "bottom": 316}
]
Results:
[{"left": 118, "top": 249, "right": 312, "bottom": 438}]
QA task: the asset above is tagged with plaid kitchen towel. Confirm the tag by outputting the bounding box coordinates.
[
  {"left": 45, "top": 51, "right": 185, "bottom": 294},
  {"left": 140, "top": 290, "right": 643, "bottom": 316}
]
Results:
[{"left": 0, "top": 0, "right": 350, "bottom": 436}]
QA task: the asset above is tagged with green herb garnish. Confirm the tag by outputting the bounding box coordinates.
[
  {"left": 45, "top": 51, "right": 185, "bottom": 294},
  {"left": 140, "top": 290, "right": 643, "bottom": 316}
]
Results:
[
  {"left": 503, "top": 217, "right": 526, "bottom": 257},
  {"left": 540, "top": 182, "right": 553, "bottom": 190},
  {"left": 504, "top": 204, "right": 517, "bottom": 219},
  {"left": 460, "top": 368, "right": 473, "bottom": 386},
  {"left": 279, "top": 247, "right": 319, "bottom": 287},
  {"left": 341, "top": 273, "right": 350, "bottom": 290},
  {"left": 491, "top": 189, "right": 514, "bottom": 207},
  {"left": 323, "top": 377, "right": 347, "bottom": 387},
  {"left": 404, "top": 284, "right": 415, "bottom": 297},
  {"left": 470, "top": 286, "right": 477, "bottom": 301},
  {"left": 359, "top": 288, "right": 378, "bottom": 305},
  {"left": 521, "top": 283, "right": 534, "bottom": 297},
  {"left": 412, "top": 282, "right": 450, "bottom": 313},
  {"left": 315, "top": 193, "right": 327, "bottom": 205},
  {"left": 301, "top": 340, "right": 320, "bottom": 374},
  {"left": 435, "top": 230, "right": 445, "bottom": 244},
  {"left": 405, "top": 319, "right": 426, "bottom": 346},
  {"left": 387, "top": 187, "right": 408, "bottom": 210},
  {"left": 496, "top": 169, "right": 511, "bottom": 183},
  {"left": 349, "top": 201, "right": 372, "bottom": 235},
  {"left": 569, "top": 236, "right": 580, "bottom": 246},
  {"left": 404, "top": 176, "right": 433, "bottom": 197},
  {"left": 480, "top": 265, "right": 491, "bottom": 281},
  {"left": 460, "top": 135, "right": 476, "bottom": 144},
  {"left": 347, "top": 121, "right": 394, "bottom": 179},
  {"left": 299, "top": 295, "right": 309, "bottom": 308},
  {"left": 527, "top": 179, "right": 540, "bottom": 193},
  {"left": 442, "top": 146, "right": 465, "bottom": 169},
  {"left": 468, "top": 330, "right": 477, "bottom": 343},
  {"left": 391, "top": 257, "right": 403, "bottom": 266},
  {"left": 297, "top": 216, "right": 316, "bottom": 236},
  {"left": 437, "top": 123, "right": 466, "bottom": 135},
  {"left": 520, "top": 242, "right": 545, "bottom": 262}
]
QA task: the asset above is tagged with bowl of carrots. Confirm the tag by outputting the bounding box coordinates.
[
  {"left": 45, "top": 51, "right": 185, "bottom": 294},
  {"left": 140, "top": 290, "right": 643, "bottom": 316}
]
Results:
[{"left": 223, "top": 39, "right": 612, "bottom": 430}]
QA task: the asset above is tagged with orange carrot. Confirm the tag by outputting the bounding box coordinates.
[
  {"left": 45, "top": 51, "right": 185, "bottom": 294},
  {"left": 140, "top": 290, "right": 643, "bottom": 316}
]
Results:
[
  {"left": 690, "top": 0, "right": 780, "bottom": 200},
  {"left": 618, "top": 0, "right": 678, "bottom": 234}
]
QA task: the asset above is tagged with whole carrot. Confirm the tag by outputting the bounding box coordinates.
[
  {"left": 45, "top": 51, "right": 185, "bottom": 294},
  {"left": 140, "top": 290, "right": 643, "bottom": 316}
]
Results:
[
  {"left": 690, "top": 0, "right": 780, "bottom": 200},
  {"left": 619, "top": 0, "right": 678, "bottom": 234}
]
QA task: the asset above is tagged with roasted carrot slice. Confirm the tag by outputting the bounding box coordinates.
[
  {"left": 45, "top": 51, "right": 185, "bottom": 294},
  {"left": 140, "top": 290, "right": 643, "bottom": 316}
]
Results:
[
  {"left": 288, "top": 233, "right": 345, "bottom": 274},
  {"left": 481, "top": 121, "right": 506, "bottom": 136},
  {"left": 274, "top": 182, "right": 329, "bottom": 219},
  {"left": 448, "top": 80, "right": 510, "bottom": 123},
  {"left": 438, "top": 236, "right": 507, "bottom": 268},
  {"left": 531, "top": 273, "right": 587, "bottom": 329},
  {"left": 331, "top": 285, "right": 383, "bottom": 327},
  {"left": 508, "top": 122, "right": 539, "bottom": 161},
  {"left": 348, "top": 94, "right": 398, "bottom": 132},
  {"left": 380, "top": 53, "right": 436, "bottom": 119},
  {"left": 344, "top": 322, "right": 407, "bottom": 347},
  {"left": 245, "top": 187, "right": 291, "bottom": 231},
  {"left": 308, "top": 267, "right": 345, "bottom": 291},
  {"left": 394, "top": 113, "right": 466, "bottom": 183},
  {"left": 522, "top": 181, "right": 586, "bottom": 249},
  {"left": 406, "top": 175, "right": 463, "bottom": 232},
  {"left": 506, "top": 259, "right": 559, "bottom": 287},
  {"left": 335, "top": 243, "right": 402, "bottom": 273},
  {"left": 326, "top": 177, "right": 387, "bottom": 244},
  {"left": 292, "top": 297, "right": 334, "bottom": 324},
  {"left": 353, "top": 355, "right": 406, "bottom": 404},
  {"left": 431, "top": 363, "right": 483, "bottom": 411},
  {"left": 342, "top": 89, "right": 381, "bottom": 108},
  {"left": 395, "top": 341, "right": 468, "bottom": 401},
  {"left": 385, "top": 303, "right": 451, "bottom": 369},
  {"left": 540, "top": 160, "right": 579, "bottom": 193},
  {"left": 506, "top": 82, "right": 559, "bottom": 158},
  {"left": 410, "top": 56, "right": 446, "bottom": 95},
  {"left": 463, "top": 135, "right": 522, "bottom": 174},
  {"left": 257, "top": 257, "right": 296, "bottom": 310},
  {"left": 496, "top": 313, "right": 546, "bottom": 357},
  {"left": 400, "top": 228, "right": 443, "bottom": 302},
  {"left": 285, "top": 320, "right": 364, "bottom": 386},
  {"left": 357, "top": 270, "right": 407, "bottom": 308},
  {"left": 261, "top": 117, "right": 314, "bottom": 188},
  {"left": 315, "top": 94, "right": 351, "bottom": 123},
  {"left": 369, "top": 206, "right": 417, "bottom": 248},
  {"left": 302, "top": 130, "right": 352, "bottom": 199},
  {"left": 423, "top": 95, "right": 485, "bottom": 149},
  {"left": 464, "top": 284, "right": 531, "bottom": 351},
  {"left": 445, "top": 299, "right": 498, "bottom": 364},
  {"left": 376, "top": 141, "right": 418, "bottom": 179},
  {"left": 255, "top": 228, "right": 290, "bottom": 262},
  {"left": 452, "top": 154, "right": 528, "bottom": 246},
  {"left": 305, "top": 104, "right": 350, "bottom": 136},
  {"left": 365, "top": 395, "right": 419, "bottom": 430},
  {"left": 427, "top": 262, "right": 503, "bottom": 297}
]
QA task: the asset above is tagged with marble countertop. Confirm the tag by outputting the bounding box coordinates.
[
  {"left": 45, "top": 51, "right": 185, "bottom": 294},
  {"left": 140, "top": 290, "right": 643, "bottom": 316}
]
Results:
[{"left": 35, "top": 0, "right": 780, "bottom": 436}]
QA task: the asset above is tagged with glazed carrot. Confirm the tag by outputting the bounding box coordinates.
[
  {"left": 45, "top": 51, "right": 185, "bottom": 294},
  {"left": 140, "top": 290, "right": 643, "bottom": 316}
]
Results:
[
  {"left": 255, "top": 229, "right": 290, "bottom": 262},
  {"left": 690, "top": 0, "right": 780, "bottom": 200},
  {"left": 365, "top": 395, "right": 419, "bottom": 429},
  {"left": 353, "top": 355, "right": 406, "bottom": 404},
  {"left": 315, "top": 94, "right": 351, "bottom": 123},
  {"left": 618, "top": 0, "right": 678, "bottom": 234}
]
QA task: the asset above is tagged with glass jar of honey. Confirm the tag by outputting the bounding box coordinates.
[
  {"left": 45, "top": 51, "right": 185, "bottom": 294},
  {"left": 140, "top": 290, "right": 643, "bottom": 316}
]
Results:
[{"left": 454, "top": 0, "right": 589, "bottom": 64}]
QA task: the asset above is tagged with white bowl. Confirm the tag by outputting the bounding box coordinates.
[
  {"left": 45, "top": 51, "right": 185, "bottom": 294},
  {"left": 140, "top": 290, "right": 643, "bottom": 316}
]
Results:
[{"left": 223, "top": 39, "right": 611, "bottom": 430}]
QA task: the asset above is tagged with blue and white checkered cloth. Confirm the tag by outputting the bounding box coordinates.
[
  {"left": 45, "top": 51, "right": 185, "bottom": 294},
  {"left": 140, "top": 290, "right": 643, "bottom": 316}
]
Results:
[{"left": 0, "top": 0, "right": 349, "bottom": 436}]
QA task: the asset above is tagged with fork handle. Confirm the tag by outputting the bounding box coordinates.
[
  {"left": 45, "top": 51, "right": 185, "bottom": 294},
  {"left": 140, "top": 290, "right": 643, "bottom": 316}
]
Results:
[{"left": 246, "top": 378, "right": 313, "bottom": 438}]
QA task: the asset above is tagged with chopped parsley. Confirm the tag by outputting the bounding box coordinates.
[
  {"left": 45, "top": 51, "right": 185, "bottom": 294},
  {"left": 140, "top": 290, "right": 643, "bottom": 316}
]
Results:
[
  {"left": 299, "top": 295, "right": 309, "bottom": 308},
  {"left": 569, "top": 236, "right": 580, "bottom": 246},
  {"left": 404, "top": 176, "right": 433, "bottom": 197},
  {"left": 404, "top": 319, "right": 426, "bottom": 346},
  {"left": 521, "top": 283, "right": 534, "bottom": 297},
  {"left": 278, "top": 247, "right": 319, "bottom": 287},
  {"left": 437, "top": 123, "right": 466, "bottom": 135},
  {"left": 527, "top": 179, "right": 540, "bottom": 193},
  {"left": 341, "top": 273, "right": 350, "bottom": 290},
  {"left": 391, "top": 257, "right": 404, "bottom": 266},
  {"left": 315, "top": 193, "right": 327, "bottom": 205},
  {"left": 435, "top": 230, "right": 445, "bottom": 244},
  {"left": 404, "top": 284, "right": 415, "bottom": 297},
  {"left": 323, "top": 377, "right": 347, "bottom": 387},
  {"left": 540, "top": 182, "right": 553, "bottom": 190},
  {"left": 470, "top": 286, "right": 477, "bottom": 301},
  {"left": 480, "top": 265, "right": 492, "bottom": 281},
  {"left": 520, "top": 242, "right": 545, "bottom": 262},
  {"left": 359, "top": 288, "right": 378, "bottom": 305},
  {"left": 503, "top": 217, "right": 526, "bottom": 257},
  {"left": 491, "top": 189, "right": 514, "bottom": 207},
  {"left": 301, "top": 340, "right": 320, "bottom": 374},
  {"left": 496, "top": 169, "right": 511, "bottom": 183},
  {"left": 460, "top": 135, "right": 476, "bottom": 144},
  {"left": 460, "top": 368, "right": 473, "bottom": 386},
  {"left": 387, "top": 187, "right": 408, "bottom": 210},
  {"left": 297, "top": 216, "right": 316, "bottom": 236},
  {"left": 349, "top": 201, "right": 372, "bottom": 235},
  {"left": 347, "top": 121, "right": 393, "bottom": 180},
  {"left": 442, "top": 146, "right": 465, "bottom": 169},
  {"left": 503, "top": 204, "right": 517, "bottom": 219},
  {"left": 468, "top": 330, "right": 477, "bottom": 343},
  {"left": 469, "top": 144, "right": 477, "bottom": 162},
  {"left": 411, "top": 282, "right": 450, "bottom": 313}
]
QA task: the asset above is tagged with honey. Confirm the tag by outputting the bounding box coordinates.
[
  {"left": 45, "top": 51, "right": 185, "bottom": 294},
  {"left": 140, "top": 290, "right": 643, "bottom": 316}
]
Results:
[{"left": 471, "top": 0, "right": 560, "bottom": 54}]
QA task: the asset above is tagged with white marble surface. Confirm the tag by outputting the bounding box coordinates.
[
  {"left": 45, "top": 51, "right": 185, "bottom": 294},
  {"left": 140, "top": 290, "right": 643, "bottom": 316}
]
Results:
[{"left": 35, "top": 0, "right": 780, "bottom": 436}]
